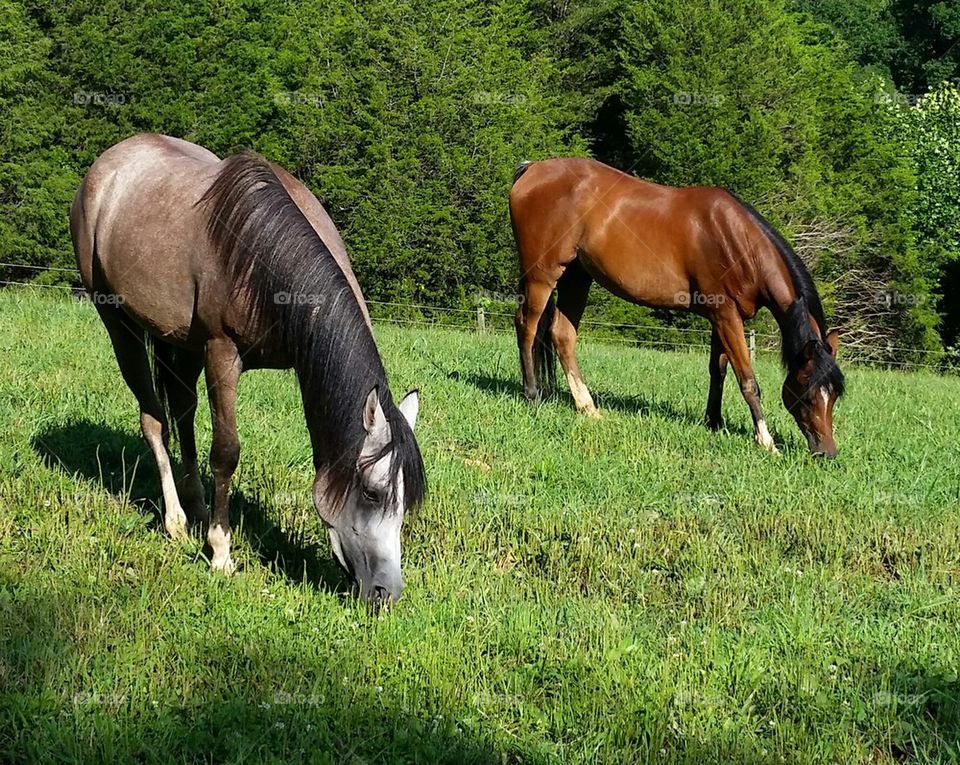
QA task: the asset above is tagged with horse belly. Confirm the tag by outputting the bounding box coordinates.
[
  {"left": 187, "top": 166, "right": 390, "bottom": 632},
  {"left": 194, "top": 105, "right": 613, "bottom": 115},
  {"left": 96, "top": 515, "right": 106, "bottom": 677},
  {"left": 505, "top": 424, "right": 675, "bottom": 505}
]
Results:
[
  {"left": 578, "top": 199, "right": 701, "bottom": 309},
  {"left": 95, "top": 220, "right": 206, "bottom": 346},
  {"left": 578, "top": 246, "right": 688, "bottom": 309}
]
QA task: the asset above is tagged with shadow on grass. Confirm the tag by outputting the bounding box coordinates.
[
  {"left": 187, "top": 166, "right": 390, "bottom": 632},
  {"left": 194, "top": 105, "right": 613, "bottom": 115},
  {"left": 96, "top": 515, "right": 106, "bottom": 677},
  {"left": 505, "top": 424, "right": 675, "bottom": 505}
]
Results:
[
  {"left": 3, "top": 576, "right": 957, "bottom": 764},
  {"left": 0, "top": 578, "right": 512, "bottom": 764},
  {"left": 30, "top": 419, "right": 348, "bottom": 594},
  {"left": 877, "top": 669, "right": 960, "bottom": 761},
  {"left": 454, "top": 371, "right": 756, "bottom": 439}
]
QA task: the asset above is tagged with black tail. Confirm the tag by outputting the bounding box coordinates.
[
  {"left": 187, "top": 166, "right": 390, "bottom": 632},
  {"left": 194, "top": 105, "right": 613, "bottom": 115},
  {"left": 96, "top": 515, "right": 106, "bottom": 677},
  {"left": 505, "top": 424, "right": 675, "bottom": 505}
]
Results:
[
  {"left": 513, "top": 160, "right": 533, "bottom": 185},
  {"left": 532, "top": 290, "right": 557, "bottom": 392},
  {"left": 147, "top": 335, "right": 178, "bottom": 442}
]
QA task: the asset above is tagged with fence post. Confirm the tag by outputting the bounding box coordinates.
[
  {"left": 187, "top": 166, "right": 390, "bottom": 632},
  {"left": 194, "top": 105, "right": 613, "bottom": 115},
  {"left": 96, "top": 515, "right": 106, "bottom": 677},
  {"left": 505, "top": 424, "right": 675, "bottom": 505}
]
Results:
[
  {"left": 477, "top": 305, "right": 486, "bottom": 332},
  {"left": 748, "top": 330, "right": 756, "bottom": 364}
]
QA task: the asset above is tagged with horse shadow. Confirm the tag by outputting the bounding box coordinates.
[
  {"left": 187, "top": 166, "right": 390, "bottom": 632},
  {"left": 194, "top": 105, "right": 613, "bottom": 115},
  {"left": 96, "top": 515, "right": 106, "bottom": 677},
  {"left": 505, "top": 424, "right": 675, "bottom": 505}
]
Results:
[
  {"left": 453, "top": 370, "right": 758, "bottom": 439},
  {"left": 30, "top": 419, "right": 348, "bottom": 594}
]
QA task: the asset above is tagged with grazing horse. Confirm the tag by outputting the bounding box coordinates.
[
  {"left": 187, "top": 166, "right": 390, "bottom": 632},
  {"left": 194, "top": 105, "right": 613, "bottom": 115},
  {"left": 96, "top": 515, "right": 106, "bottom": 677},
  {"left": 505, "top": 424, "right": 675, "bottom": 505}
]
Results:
[
  {"left": 510, "top": 157, "right": 844, "bottom": 457},
  {"left": 70, "top": 134, "right": 425, "bottom": 606}
]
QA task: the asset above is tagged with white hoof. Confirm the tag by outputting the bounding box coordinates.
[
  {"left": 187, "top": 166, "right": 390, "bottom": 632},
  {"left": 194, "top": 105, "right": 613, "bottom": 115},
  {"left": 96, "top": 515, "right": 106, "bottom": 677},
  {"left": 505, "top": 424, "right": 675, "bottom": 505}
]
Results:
[
  {"left": 211, "top": 555, "right": 236, "bottom": 575},
  {"left": 754, "top": 420, "right": 779, "bottom": 453},
  {"left": 756, "top": 437, "right": 780, "bottom": 454},
  {"left": 581, "top": 406, "right": 602, "bottom": 420},
  {"left": 164, "top": 510, "right": 189, "bottom": 541},
  {"left": 208, "top": 525, "right": 233, "bottom": 574}
]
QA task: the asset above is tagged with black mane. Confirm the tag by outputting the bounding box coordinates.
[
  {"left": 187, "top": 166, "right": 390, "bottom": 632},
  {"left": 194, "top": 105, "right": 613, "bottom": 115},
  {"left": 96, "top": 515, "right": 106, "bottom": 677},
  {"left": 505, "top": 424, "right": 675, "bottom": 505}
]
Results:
[
  {"left": 727, "top": 191, "right": 845, "bottom": 396},
  {"left": 197, "top": 151, "right": 426, "bottom": 510}
]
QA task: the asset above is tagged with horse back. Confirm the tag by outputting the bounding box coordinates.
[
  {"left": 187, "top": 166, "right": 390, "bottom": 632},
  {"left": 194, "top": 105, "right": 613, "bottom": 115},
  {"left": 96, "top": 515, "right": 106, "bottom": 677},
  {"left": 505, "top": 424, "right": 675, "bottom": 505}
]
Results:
[
  {"left": 510, "top": 158, "right": 771, "bottom": 315},
  {"left": 71, "top": 135, "right": 226, "bottom": 344}
]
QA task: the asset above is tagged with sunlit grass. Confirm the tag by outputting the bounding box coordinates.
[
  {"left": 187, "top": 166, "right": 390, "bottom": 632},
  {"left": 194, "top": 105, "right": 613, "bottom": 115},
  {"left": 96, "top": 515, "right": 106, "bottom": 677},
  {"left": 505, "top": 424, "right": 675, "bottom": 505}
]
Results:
[{"left": 1, "top": 288, "right": 959, "bottom": 764}]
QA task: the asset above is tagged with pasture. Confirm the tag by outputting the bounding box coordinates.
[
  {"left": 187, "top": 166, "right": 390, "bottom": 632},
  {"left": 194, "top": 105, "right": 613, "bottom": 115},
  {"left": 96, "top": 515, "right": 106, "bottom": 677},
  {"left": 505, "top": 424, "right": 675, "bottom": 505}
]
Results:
[{"left": 1, "top": 288, "right": 959, "bottom": 764}]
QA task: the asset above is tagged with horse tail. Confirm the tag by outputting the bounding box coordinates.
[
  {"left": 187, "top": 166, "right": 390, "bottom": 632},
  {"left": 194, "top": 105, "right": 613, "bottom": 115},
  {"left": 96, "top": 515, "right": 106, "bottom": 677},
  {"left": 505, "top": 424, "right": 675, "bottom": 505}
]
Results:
[
  {"left": 512, "top": 158, "right": 554, "bottom": 390},
  {"left": 533, "top": 290, "right": 557, "bottom": 391},
  {"left": 513, "top": 160, "right": 533, "bottom": 185},
  {"left": 147, "top": 335, "right": 179, "bottom": 442}
]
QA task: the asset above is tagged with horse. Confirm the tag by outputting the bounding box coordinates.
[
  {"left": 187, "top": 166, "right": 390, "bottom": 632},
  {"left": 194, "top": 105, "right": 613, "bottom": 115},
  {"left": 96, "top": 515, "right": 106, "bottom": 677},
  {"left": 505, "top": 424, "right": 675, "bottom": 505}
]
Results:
[
  {"left": 70, "top": 134, "right": 425, "bottom": 606},
  {"left": 509, "top": 157, "right": 844, "bottom": 457}
]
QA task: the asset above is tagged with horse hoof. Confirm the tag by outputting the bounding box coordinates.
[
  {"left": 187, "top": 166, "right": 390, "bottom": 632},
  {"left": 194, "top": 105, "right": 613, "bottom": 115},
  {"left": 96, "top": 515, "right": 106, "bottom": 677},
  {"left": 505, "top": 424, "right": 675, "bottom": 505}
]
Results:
[
  {"left": 211, "top": 556, "right": 236, "bottom": 575},
  {"left": 164, "top": 514, "right": 189, "bottom": 541},
  {"left": 756, "top": 437, "right": 780, "bottom": 454},
  {"left": 581, "top": 406, "right": 602, "bottom": 420},
  {"left": 180, "top": 488, "right": 208, "bottom": 526}
]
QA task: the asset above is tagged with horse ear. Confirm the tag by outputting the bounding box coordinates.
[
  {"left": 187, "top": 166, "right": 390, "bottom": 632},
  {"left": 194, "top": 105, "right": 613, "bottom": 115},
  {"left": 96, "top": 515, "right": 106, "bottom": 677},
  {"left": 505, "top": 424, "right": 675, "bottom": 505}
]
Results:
[
  {"left": 825, "top": 330, "right": 839, "bottom": 358},
  {"left": 398, "top": 389, "right": 420, "bottom": 430},
  {"left": 362, "top": 387, "right": 386, "bottom": 435}
]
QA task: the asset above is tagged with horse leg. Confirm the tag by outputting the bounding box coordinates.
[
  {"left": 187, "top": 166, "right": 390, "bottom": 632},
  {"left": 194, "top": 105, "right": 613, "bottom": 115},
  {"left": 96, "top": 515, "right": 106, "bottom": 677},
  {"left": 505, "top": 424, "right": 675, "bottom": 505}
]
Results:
[
  {"left": 516, "top": 278, "right": 556, "bottom": 401},
  {"left": 712, "top": 312, "right": 777, "bottom": 452},
  {"left": 165, "top": 349, "right": 208, "bottom": 525},
  {"left": 553, "top": 260, "right": 599, "bottom": 418},
  {"left": 704, "top": 327, "right": 728, "bottom": 430},
  {"left": 98, "top": 308, "right": 189, "bottom": 539},
  {"left": 204, "top": 337, "right": 242, "bottom": 574}
]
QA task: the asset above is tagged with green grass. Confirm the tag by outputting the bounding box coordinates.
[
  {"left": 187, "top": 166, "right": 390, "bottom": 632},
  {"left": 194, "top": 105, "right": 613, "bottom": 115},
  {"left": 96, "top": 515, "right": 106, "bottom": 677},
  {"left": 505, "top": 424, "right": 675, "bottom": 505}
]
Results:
[{"left": 1, "top": 288, "right": 959, "bottom": 764}]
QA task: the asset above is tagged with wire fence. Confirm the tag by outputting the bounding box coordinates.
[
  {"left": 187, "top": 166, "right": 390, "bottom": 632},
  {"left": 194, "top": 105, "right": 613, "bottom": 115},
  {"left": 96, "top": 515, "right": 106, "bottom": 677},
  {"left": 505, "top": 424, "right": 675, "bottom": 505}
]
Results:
[{"left": 1, "top": 262, "right": 954, "bottom": 372}]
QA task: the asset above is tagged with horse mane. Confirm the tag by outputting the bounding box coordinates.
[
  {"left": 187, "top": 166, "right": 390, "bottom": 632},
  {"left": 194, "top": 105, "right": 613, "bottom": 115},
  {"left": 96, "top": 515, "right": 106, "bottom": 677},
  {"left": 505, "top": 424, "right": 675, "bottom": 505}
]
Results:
[
  {"left": 197, "top": 151, "right": 426, "bottom": 511},
  {"left": 726, "top": 191, "right": 845, "bottom": 396}
]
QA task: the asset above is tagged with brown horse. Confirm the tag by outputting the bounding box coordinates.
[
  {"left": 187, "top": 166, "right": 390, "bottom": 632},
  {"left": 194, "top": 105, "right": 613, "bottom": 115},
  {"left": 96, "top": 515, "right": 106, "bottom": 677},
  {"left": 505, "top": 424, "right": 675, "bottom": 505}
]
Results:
[
  {"left": 70, "top": 134, "right": 425, "bottom": 606},
  {"left": 510, "top": 157, "right": 844, "bottom": 456}
]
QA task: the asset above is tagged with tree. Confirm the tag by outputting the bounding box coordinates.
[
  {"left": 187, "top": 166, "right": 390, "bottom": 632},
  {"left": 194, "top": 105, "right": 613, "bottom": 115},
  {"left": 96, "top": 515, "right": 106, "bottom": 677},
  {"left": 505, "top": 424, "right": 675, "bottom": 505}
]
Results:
[
  {"left": 792, "top": 0, "right": 960, "bottom": 92},
  {"left": 614, "top": 0, "right": 937, "bottom": 353}
]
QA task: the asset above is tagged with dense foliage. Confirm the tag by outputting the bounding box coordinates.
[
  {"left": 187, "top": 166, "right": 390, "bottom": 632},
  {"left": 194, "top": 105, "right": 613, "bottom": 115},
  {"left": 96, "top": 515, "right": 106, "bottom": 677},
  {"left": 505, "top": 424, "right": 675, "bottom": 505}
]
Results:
[
  {"left": 1, "top": 0, "right": 958, "bottom": 358},
  {"left": 792, "top": 0, "right": 960, "bottom": 92}
]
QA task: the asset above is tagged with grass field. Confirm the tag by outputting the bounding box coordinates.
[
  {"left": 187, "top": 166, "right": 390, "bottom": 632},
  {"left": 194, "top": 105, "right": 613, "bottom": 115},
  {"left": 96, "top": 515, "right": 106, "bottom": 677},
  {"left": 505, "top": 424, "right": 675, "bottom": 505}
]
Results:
[{"left": 1, "top": 288, "right": 959, "bottom": 764}]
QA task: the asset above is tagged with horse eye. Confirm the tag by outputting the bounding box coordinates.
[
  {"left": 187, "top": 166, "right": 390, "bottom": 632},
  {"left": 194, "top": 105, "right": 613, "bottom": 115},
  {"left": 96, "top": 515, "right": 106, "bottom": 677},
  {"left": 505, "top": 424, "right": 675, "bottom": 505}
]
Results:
[{"left": 361, "top": 487, "right": 380, "bottom": 504}]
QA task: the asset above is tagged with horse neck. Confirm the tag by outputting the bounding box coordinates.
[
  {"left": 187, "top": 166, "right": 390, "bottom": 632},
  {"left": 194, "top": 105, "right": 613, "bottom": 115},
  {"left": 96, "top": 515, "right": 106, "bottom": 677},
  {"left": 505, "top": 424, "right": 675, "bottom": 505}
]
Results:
[
  {"left": 761, "top": 256, "right": 822, "bottom": 360},
  {"left": 293, "top": 345, "right": 381, "bottom": 474}
]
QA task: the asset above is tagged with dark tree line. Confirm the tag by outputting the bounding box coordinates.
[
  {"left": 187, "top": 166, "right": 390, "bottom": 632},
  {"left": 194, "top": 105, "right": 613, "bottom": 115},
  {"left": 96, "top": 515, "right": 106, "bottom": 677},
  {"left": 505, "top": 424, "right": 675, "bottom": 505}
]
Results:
[{"left": 2, "top": 0, "right": 958, "bottom": 359}]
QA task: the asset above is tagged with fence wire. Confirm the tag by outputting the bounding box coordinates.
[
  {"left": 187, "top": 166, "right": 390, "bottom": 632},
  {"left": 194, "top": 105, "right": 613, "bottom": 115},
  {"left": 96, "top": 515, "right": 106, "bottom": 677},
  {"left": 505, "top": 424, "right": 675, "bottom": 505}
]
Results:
[{"left": 0, "top": 264, "right": 951, "bottom": 371}]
